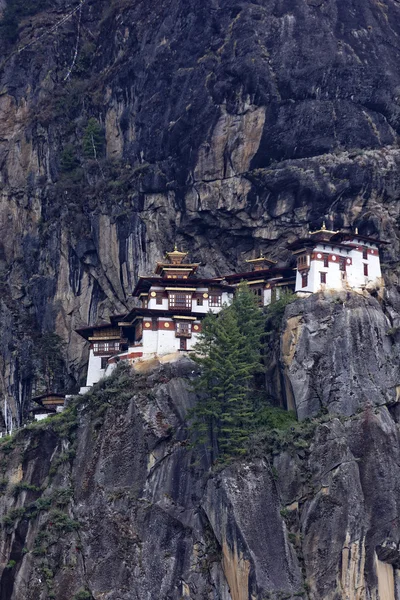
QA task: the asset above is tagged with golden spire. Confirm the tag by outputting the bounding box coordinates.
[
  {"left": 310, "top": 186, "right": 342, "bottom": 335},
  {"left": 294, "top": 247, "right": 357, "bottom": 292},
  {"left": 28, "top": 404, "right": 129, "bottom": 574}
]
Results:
[
  {"left": 355, "top": 227, "right": 359, "bottom": 235},
  {"left": 321, "top": 220, "right": 326, "bottom": 231}
]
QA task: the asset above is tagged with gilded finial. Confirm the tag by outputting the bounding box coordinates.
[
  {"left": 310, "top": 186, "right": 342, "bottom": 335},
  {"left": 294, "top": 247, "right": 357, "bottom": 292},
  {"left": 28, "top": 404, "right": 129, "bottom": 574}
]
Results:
[
  {"left": 174, "top": 243, "right": 178, "bottom": 251},
  {"left": 321, "top": 220, "right": 326, "bottom": 231},
  {"left": 355, "top": 227, "right": 359, "bottom": 235}
]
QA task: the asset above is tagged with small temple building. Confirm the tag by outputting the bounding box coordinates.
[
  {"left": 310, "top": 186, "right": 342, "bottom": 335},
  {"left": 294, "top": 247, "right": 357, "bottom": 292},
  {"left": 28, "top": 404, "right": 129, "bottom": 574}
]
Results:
[
  {"left": 289, "top": 223, "right": 387, "bottom": 295},
  {"left": 30, "top": 393, "right": 65, "bottom": 421},
  {"left": 223, "top": 256, "right": 295, "bottom": 306},
  {"left": 76, "top": 248, "right": 234, "bottom": 392},
  {"left": 76, "top": 226, "right": 386, "bottom": 392}
]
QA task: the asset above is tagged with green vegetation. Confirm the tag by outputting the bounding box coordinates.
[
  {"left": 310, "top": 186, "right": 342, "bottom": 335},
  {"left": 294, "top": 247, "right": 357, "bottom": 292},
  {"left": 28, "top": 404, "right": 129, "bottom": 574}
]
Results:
[
  {"left": 83, "top": 118, "right": 105, "bottom": 159},
  {"left": 60, "top": 144, "right": 80, "bottom": 173},
  {"left": 189, "top": 286, "right": 298, "bottom": 461},
  {"left": 5, "top": 559, "right": 16, "bottom": 569},
  {"left": 191, "top": 283, "right": 268, "bottom": 458},
  {"left": 47, "top": 509, "right": 80, "bottom": 532},
  {"left": 12, "top": 481, "right": 42, "bottom": 498}
]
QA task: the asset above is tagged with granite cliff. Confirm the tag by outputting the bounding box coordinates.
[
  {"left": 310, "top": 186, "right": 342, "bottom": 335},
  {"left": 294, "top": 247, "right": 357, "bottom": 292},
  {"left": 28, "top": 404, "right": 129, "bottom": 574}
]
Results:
[
  {"left": 1, "top": 339, "right": 400, "bottom": 600},
  {"left": 1, "top": 0, "right": 400, "bottom": 419},
  {"left": 1, "top": 0, "right": 400, "bottom": 598}
]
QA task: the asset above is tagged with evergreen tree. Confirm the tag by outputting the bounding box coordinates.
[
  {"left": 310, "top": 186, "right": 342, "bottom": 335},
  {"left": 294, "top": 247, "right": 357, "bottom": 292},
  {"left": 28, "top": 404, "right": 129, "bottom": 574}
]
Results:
[
  {"left": 191, "top": 284, "right": 265, "bottom": 459},
  {"left": 231, "top": 281, "right": 265, "bottom": 374},
  {"left": 82, "top": 118, "right": 105, "bottom": 159}
]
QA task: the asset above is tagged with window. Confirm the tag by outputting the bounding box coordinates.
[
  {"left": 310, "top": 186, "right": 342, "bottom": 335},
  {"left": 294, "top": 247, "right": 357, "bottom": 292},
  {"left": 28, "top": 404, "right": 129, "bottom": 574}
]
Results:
[
  {"left": 363, "top": 248, "right": 368, "bottom": 260},
  {"left": 180, "top": 338, "right": 187, "bottom": 351},
  {"left": 168, "top": 293, "right": 192, "bottom": 309},
  {"left": 101, "top": 357, "right": 109, "bottom": 369},
  {"left": 209, "top": 295, "right": 222, "bottom": 307},
  {"left": 302, "top": 273, "right": 308, "bottom": 288},
  {"left": 320, "top": 272, "right": 326, "bottom": 284},
  {"left": 93, "top": 341, "right": 120, "bottom": 355},
  {"left": 176, "top": 322, "right": 191, "bottom": 337},
  {"left": 364, "top": 263, "right": 368, "bottom": 276},
  {"left": 339, "top": 257, "right": 346, "bottom": 272},
  {"left": 156, "top": 293, "right": 163, "bottom": 305},
  {"left": 323, "top": 254, "right": 329, "bottom": 268},
  {"left": 297, "top": 254, "right": 308, "bottom": 268},
  {"left": 252, "top": 286, "right": 264, "bottom": 307},
  {"left": 152, "top": 317, "right": 158, "bottom": 331},
  {"left": 196, "top": 297, "right": 203, "bottom": 306}
]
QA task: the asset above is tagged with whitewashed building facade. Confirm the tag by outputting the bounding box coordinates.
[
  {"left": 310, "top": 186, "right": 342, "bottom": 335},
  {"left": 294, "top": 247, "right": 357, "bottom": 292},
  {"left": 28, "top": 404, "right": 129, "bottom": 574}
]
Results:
[{"left": 291, "top": 225, "right": 385, "bottom": 295}]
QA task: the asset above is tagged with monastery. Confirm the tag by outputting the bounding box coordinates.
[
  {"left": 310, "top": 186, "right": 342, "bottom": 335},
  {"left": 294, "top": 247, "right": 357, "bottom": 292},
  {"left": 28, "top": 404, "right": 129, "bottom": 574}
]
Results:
[
  {"left": 290, "top": 223, "right": 386, "bottom": 294},
  {"left": 75, "top": 224, "right": 386, "bottom": 393}
]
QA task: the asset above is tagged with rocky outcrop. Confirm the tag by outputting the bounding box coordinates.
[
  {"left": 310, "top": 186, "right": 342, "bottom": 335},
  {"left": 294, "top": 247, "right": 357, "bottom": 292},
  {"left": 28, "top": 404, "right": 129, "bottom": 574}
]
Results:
[
  {"left": 2, "top": 0, "right": 400, "bottom": 422},
  {"left": 281, "top": 291, "right": 400, "bottom": 420},
  {"left": 2, "top": 359, "right": 400, "bottom": 599}
]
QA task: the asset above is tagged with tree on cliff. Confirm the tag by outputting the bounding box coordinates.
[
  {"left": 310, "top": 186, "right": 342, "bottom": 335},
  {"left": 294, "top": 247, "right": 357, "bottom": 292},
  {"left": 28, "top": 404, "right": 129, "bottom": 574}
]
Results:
[{"left": 191, "top": 282, "right": 264, "bottom": 459}]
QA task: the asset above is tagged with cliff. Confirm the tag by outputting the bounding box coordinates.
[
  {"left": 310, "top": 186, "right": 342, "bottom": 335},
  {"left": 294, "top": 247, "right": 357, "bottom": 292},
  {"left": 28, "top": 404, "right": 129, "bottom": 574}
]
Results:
[
  {"left": 1, "top": 0, "right": 400, "bottom": 421},
  {"left": 1, "top": 311, "right": 400, "bottom": 600},
  {"left": 2, "top": 0, "right": 400, "bottom": 597}
]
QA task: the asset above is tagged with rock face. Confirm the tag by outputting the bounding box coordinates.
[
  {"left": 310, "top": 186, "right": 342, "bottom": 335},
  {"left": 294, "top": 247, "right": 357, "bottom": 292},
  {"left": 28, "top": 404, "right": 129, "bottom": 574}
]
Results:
[
  {"left": 2, "top": 0, "right": 400, "bottom": 422},
  {"left": 281, "top": 292, "right": 400, "bottom": 420},
  {"left": 2, "top": 359, "right": 400, "bottom": 600},
  {"left": 2, "top": 1, "right": 400, "bottom": 597}
]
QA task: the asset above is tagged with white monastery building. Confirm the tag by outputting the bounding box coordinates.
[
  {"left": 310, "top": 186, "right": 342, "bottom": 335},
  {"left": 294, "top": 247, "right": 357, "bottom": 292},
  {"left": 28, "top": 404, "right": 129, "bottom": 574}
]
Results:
[
  {"left": 290, "top": 223, "right": 386, "bottom": 295},
  {"left": 76, "top": 226, "right": 386, "bottom": 392}
]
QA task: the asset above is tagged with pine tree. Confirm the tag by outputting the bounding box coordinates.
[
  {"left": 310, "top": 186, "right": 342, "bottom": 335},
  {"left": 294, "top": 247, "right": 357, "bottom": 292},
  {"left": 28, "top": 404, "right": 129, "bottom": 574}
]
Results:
[
  {"left": 231, "top": 281, "right": 265, "bottom": 372},
  {"left": 191, "top": 284, "right": 265, "bottom": 459}
]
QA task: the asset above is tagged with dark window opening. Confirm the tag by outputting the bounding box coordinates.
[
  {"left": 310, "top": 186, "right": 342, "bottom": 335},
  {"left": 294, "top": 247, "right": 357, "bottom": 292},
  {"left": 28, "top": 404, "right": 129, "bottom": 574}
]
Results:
[
  {"left": 323, "top": 254, "right": 329, "bottom": 268},
  {"left": 320, "top": 272, "right": 326, "bottom": 284},
  {"left": 196, "top": 297, "right": 203, "bottom": 306},
  {"left": 176, "top": 322, "right": 191, "bottom": 338},
  {"left": 339, "top": 258, "right": 346, "bottom": 272},
  {"left": 364, "top": 263, "right": 368, "bottom": 276},
  {"left": 252, "top": 286, "right": 264, "bottom": 306},
  {"left": 180, "top": 338, "right": 187, "bottom": 351},
  {"left": 152, "top": 317, "right": 158, "bottom": 331},
  {"left": 302, "top": 273, "right": 308, "bottom": 288},
  {"left": 156, "top": 293, "right": 163, "bottom": 305},
  {"left": 363, "top": 248, "right": 368, "bottom": 260},
  {"left": 101, "top": 357, "right": 109, "bottom": 369}
]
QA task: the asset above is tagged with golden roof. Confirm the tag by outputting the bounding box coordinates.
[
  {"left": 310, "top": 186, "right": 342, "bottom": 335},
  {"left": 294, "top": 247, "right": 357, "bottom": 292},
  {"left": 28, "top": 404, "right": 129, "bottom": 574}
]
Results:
[
  {"left": 309, "top": 221, "right": 338, "bottom": 235},
  {"left": 245, "top": 255, "right": 277, "bottom": 265},
  {"left": 165, "top": 245, "right": 188, "bottom": 264}
]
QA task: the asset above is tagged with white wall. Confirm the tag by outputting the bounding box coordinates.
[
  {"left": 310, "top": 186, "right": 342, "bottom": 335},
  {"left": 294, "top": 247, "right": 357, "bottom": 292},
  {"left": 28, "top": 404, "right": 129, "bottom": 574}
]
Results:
[
  {"left": 86, "top": 349, "right": 106, "bottom": 387},
  {"left": 35, "top": 413, "right": 51, "bottom": 422},
  {"left": 264, "top": 288, "right": 272, "bottom": 306},
  {"left": 295, "top": 242, "right": 383, "bottom": 294},
  {"left": 347, "top": 243, "right": 381, "bottom": 289},
  {"left": 142, "top": 327, "right": 159, "bottom": 355}
]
